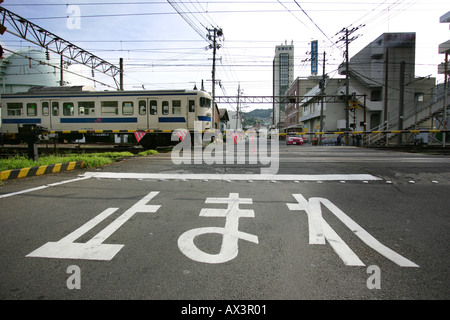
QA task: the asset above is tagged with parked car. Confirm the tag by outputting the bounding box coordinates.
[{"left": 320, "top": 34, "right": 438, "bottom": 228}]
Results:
[{"left": 286, "top": 134, "right": 304, "bottom": 145}]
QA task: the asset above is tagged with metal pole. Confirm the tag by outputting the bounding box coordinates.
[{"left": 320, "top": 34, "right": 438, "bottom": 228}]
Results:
[
  {"left": 345, "top": 29, "right": 350, "bottom": 145},
  {"left": 211, "top": 29, "right": 217, "bottom": 129},
  {"left": 60, "top": 54, "right": 63, "bottom": 86},
  {"left": 119, "top": 58, "right": 124, "bottom": 91},
  {"left": 398, "top": 61, "right": 405, "bottom": 146},
  {"left": 444, "top": 52, "right": 448, "bottom": 148}
]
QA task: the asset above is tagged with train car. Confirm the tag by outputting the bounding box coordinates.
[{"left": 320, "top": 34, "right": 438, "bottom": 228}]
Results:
[{"left": 0, "top": 86, "right": 213, "bottom": 148}]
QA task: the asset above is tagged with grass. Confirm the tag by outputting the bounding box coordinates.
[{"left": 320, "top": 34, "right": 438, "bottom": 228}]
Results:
[{"left": 0, "top": 150, "right": 157, "bottom": 171}]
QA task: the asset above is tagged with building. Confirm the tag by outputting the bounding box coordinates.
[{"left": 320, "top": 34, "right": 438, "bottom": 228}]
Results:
[
  {"left": 284, "top": 76, "right": 323, "bottom": 133},
  {"left": 284, "top": 32, "right": 436, "bottom": 145},
  {"left": 273, "top": 41, "right": 294, "bottom": 130},
  {"left": 1, "top": 50, "right": 62, "bottom": 93},
  {"left": 218, "top": 108, "right": 230, "bottom": 132},
  {"left": 340, "top": 32, "right": 435, "bottom": 136},
  {"left": 225, "top": 110, "right": 242, "bottom": 130}
]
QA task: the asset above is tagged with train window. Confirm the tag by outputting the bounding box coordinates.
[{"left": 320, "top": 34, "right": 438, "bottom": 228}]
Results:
[
  {"left": 63, "top": 102, "right": 74, "bottom": 116},
  {"left": 42, "top": 102, "right": 49, "bottom": 116},
  {"left": 200, "top": 97, "right": 211, "bottom": 108},
  {"left": 189, "top": 100, "right": 195, "bottom": 112},
  {"left": 27, "top": 103, "right": 37, "bottom": 116},
  {"left": 101, "top": 101, "right": 118, "bottom": 115},
  {"left": 52, "top": 102, "right": 59, "bottom": 116},
  {"left": 150, "top": 100, "right": 157, "bottom": 115},
  {"left": 162, "top": 101, "right": 169, "bottom": 115},
  {"left": 78, "top": 101, "right": 95, "bottom": 115},
  {"left": 172, "top": 100, "right": 181, "bottom": 115},
  {"left": 7, "top": 103, "right": 22, "bottom": 116},
  {"left": 139, "top": 100, "right": 146, "bottom": 115},
  {"left": 122, "top": 101, "right": 134, "bottom": 115}
]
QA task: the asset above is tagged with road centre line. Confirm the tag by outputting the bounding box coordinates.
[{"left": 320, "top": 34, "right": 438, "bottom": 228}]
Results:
[{"left": 81, "top": 172, "right": 382, "bottom": 181}]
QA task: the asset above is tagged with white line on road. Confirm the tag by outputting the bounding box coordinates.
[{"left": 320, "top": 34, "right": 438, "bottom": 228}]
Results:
[
  {"left": 0, "top": 176, "right": 92, "bottom": 199},
  {"left": 81, "top": 172, "right": 382, "bottom": 182}
]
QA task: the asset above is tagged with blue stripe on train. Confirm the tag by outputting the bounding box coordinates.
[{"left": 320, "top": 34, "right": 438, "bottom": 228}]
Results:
[
  {"left": 2, "top": 118, "right": 42, "bottom": 124},
  {"left": 198, "top": 116, "right": 211, "bottom": 121},
  {"left": 60, "top": 117, "right": 138, "bottom": 123},
  {"left": 158, "top": 117, "right": 186, "bottom": 123}
]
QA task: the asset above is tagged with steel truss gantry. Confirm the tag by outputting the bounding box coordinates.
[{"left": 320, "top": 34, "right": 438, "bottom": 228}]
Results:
[{"left": 214, "top": 94, "right": 362, "bottom": 104}]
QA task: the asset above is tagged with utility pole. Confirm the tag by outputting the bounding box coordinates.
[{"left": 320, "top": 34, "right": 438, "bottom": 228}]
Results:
[
  {"left": 444, "top": 52, "right": 448, "bottom": 148},
  {"left": 336, "top": 25, "right": 364, "bottom": 145},
  {"left": 320, "top": 51, "right": 326, "bottom": 134},
  {"left": 397, "top": 61, "right": 405, "bottom": 146},
  {"left": 119, "top": 58, "right": 124, "bottom": 91},
  {"left": 60, "top": 55, "right": 64, "bottom": 86},
  {"left": 236, "top": 83, "right": 242, "bottom": 129},
  {"left": 207, "top": 27, "right": 223, "bottom": 129}
]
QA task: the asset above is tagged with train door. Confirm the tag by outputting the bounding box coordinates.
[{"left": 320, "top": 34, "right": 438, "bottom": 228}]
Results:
[
  {"left": 186, "top": 98, "right": 196, "bottom": 130},
  {"left": 40, "top": 99, "right": 60, "bottom": 131},
  {"left": 147, "top": 98, "right": 159, "bottom": 130}
]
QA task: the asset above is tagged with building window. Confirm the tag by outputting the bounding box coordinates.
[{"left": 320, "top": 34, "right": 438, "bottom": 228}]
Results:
[{"left": 371, "top": 89, "right": 382, "bottom": 101}]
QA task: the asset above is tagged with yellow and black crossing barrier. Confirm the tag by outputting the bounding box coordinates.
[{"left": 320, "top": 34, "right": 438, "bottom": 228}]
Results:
[
  {"left": 0, "top": 161, "right": 86, "bottom": 180},
  {"left": 44, "top": 129, "right": 450, "bottom": 135}
]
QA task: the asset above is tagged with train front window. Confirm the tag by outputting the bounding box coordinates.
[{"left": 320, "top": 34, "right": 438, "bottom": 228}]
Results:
[
  {"left": 7, "top": 103, "right": 22, "bottom": 116},
  {"left": 200, "top": 97, "right": 211, "bottom": 108}
]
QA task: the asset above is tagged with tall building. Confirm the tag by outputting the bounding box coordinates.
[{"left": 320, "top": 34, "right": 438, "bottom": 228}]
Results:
[{"left": 273, "top": 42, "right": 294, "bottom": 129}]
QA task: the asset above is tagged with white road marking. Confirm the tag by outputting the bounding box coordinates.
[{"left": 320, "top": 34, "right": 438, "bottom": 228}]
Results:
[
  {"left": 26, "top": 192, "right": 160, "bottom": 261},
  {"left": 287, "top": 194, "right": 419, "bottom": 267},
  {"left": 0, "top": 176, "right": 92, "bottom": 199},
  {"left": 81, "top": 172, "right": 382, "bottom": 182},
  {"left": 178, "top": 193, "right": 258, "bottom": 264}
]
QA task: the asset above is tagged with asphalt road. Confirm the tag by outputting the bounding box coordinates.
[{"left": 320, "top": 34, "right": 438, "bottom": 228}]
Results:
[{"left": 0, "top": 142, "right": 449, "bottom": 307}]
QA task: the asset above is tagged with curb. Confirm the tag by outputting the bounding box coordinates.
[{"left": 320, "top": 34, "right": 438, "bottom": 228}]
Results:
[{"left": 0, "top": 161, "right": 86, "bottom": 180}]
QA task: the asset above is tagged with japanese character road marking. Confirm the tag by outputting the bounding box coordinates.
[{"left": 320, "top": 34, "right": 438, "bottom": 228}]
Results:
[{"left": 178, "top": 193, "right": 259, "bottom": 264}]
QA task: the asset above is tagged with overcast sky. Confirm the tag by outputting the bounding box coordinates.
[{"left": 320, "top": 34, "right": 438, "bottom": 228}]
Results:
[{"left": 1, "top": 0, "right": 448, "bottom": 111}]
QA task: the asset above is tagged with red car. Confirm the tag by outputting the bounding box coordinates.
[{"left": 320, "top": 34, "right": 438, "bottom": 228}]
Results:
[{"left": 286, "top": 134, "right": 304, "bottom": 145}]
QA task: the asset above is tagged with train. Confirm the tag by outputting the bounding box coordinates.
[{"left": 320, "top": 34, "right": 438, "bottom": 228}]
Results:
[{"left": 0, "top": 86, "right": 214, "bottom": 149}]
